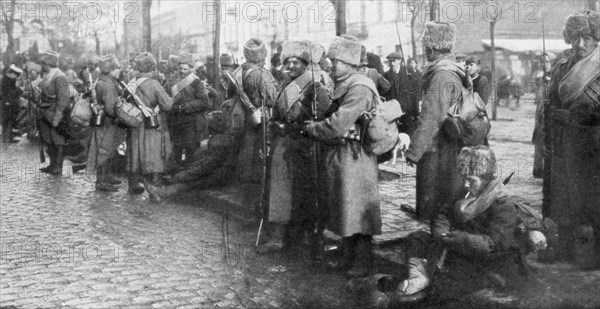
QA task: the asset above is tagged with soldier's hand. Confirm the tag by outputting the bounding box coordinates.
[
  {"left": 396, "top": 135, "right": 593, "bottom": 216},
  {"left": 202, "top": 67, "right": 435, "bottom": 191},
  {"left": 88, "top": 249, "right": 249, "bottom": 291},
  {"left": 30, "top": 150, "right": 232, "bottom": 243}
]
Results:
[
  {"left": 406, "top": 157, "right": 417, "bottom": 167},
  {"left": 541, "top": 147, "right": 551, "bottom": 158}
]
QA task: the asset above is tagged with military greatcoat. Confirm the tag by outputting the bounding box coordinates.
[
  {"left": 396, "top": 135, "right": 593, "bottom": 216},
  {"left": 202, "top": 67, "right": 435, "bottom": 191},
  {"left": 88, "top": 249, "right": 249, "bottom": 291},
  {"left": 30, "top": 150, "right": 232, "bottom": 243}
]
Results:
[{"left": 306, "top": 72, "right": 381, "bottom": 237}]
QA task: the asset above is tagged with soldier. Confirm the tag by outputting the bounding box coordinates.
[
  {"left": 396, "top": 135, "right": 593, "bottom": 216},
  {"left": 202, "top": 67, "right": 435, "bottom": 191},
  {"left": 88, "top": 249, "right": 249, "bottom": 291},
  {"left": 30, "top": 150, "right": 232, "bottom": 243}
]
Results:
[
  {"left": 258, "top": 40, "right": 332, "bottom": 254},
  {"left": 545, "top": 10, "right": 600, "bottom": 268},
  {"left": 166, "top": 52, "right": 210, "bottom": 170},
  {"left": 215, "top": 53, "right": 237, "bottom": 109},
  {"left": 144, "top": 111, "right": 238, "bottom": 201},
  {"left": 126, "top": 52, "right": 173, "bottom": 194},
  {"left": 36, "top": 51, "right": 71, "bottom": 175},
  {"left": 304, "top": 35, "right": 381, "bottom": 278},
  {"left": 86, "top": 54, "right": 126, "bottom": 192},
  {"left": 358, "top": 45, "right": 390, "bottom": 98},
  {"left": 235, "top": 38, "right": 278, "bottom": 186},
  {"left": 1, "top": 64, "right": 23, "bottom": 144},
  {"left": 406, "top": 22, "right": 465, "bottom": 221}
]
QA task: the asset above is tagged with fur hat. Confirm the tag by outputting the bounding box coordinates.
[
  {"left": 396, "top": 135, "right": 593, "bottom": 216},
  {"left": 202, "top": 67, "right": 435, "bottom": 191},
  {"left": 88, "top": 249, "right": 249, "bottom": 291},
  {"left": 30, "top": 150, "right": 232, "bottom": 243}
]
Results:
[
  {"left": 40, "top": 50, "right": 59, "bottom": 67},
  {"left": 27, "top": 62, "right": 41, "bottom": 74},
  {"left": 88, "top": 55, "right": 100, "bottom": 66},
  {"left": 220, "top": 53, "right": 234, "bottom": 66},
  {"left": 207, "top": 111, "right": 225, "bottom": 133},
  {"left": 457, "top": 146, "right": 497, "bottom": 181},
  {"left": 327, "top": 35, "right": 362, "bottom": 66},
  {"left": 422, "top": 22, "right": 457, "bottom": 51},
  {"left": 280, "top": 40, "right": 322, "bottom": 65},
  {"left": 244, "top": 38, "right": 267, "bottom": 64},
  {"left": 179, "top": 52, "right": 194, "bottom": 67},
  {"left": 8, "top": 64, "right": 23, "bottom": 75},
  {"left": 563, "top": 10, "right": 600, "bottom": 44},
  {"left": 134, "top": 52, "right": 157, "bottom": 73},
  {"left": 99, "top": 54, "right": 120, "bottom": 74}
]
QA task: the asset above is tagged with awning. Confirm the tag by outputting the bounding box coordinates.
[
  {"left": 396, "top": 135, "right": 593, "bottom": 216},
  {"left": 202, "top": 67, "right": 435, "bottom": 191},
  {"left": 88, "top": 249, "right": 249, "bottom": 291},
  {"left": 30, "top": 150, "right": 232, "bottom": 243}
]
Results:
[{"left": 481, "top": 39, "right": 569, "bottom": 53}]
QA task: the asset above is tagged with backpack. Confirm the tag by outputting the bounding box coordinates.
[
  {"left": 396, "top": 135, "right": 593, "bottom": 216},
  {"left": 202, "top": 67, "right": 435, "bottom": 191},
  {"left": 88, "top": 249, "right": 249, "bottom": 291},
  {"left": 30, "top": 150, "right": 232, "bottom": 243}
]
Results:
[
  {"left": 221, "top": 68, "right": 257, "bottom": 137},
  {"left": 69, "top": 95, "right": 92, "bottom": 127},
  {"left": 114, "top": 78, "right": 148, "bottom": 128},
  {"left": 443, "top": 86, "right": 491, "bottom": 146},
  {"left": 355, "top": 82, "right": 404, "bottom": 156}
]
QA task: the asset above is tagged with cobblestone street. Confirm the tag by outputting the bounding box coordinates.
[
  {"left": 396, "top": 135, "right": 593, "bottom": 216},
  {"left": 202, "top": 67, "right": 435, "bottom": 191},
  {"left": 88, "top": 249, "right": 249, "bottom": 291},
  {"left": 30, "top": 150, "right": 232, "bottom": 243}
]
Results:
[{"left": 1, "top": 101, "right": 599, "bottom": 309}]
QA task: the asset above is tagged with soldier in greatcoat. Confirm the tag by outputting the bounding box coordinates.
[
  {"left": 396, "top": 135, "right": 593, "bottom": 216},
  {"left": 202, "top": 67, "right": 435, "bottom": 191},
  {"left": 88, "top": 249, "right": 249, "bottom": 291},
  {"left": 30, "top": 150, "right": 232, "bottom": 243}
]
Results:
[
  {"left": 1, "top": 64, "right": 23, "bottom": 144},
  {"left": 304, "top": 35, "right": 381, "bottom": 278},
  {"left": 406, "top": 22, "right": 465, "bottom": 222},
  {"left": 165, "top": 52, "right": 210, "bottom": 170},
  {"left": 544, "top": 10, "right": 600, "bottom": 268},
  {"left": 126, "top": 52, "right": 173, "bottom": 194},
  {"left": 258, "top": 40, "right": 332, "bottom": 255},
  {"left": 86, "top": 54, "right": 126, "bottom": 192},
  {"left": 235, "top": 38, "right": 278, "bottom": 188},
  {"left": 37, "top": 50, "right": 71, "bottom": 175}
]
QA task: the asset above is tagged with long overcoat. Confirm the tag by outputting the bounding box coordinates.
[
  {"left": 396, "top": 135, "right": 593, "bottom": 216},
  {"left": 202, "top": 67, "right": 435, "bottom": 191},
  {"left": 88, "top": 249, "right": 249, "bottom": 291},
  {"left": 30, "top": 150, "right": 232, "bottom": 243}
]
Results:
[
  {"left": 268, "top": 69, "right": 331, "bottom": 223},
  {"left": 406, "top": 54, "right": 465, "bottom": 221},
  {"left": 235, "top": 62, "right": 278, "bottom": 184},
  {"left": 86, "top": 73, "right": 126, "bottom": 172},
  {"left": 126, "top": 73, "right": 173, "bottom": 174},
  {"left": 548, "top": 49, "right": 600, "bottom": 229},
  {"left": 306, "top": 72, "right": 381, "bottom": 237}
]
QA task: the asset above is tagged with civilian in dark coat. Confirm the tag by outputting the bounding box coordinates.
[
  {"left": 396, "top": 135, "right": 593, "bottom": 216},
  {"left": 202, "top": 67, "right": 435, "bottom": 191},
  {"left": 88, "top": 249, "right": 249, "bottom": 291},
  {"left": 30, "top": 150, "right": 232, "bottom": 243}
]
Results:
[
  {"left": 1, "top": 65, "right": 23, "bottom": 144},
  {"left": 383, "top": 52, "right": 409, "bottom": 112},
  {"left": 466, "top": 56, "right": 491, "bottom": 104}
]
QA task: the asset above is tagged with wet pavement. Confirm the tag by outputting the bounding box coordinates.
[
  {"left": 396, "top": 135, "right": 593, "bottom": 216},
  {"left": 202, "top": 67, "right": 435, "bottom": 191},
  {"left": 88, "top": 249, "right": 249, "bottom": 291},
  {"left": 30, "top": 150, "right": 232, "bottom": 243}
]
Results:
[{"left": 1, "top": 101, "right": 600, "bottom": 308}]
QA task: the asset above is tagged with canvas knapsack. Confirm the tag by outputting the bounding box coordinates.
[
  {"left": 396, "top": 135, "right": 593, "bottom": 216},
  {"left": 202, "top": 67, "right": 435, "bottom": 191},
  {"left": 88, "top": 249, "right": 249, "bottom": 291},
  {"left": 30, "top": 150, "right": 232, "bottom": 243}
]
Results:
[
  {"left": 69, "top": 95, "right": 92, "bottom": 127},
  {"left": 221, "top": 68, "right": 257, "bottom": 137},
  {"left": 353, "top": 82, "right": 404, "bottom": 156},
  {"left": 443, "top": 82, "right": 491, "bottom": 146}
]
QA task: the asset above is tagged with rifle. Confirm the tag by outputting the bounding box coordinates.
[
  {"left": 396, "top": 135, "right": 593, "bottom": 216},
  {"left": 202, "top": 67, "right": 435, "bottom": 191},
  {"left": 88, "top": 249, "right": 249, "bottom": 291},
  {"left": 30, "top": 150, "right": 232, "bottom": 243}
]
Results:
[
  {"left": 255, "top": 74, "right": 269, "bottom": 247},
  {"left": 541, "top": 16, "right": 552, "bottom": 217},
  {"left": 119, "top": 81, "right": 156, "bottom": 118},
  {"left": 394, "top": 21, "right": 409, "bottom": 75},
  {"left": 308, "top": 44, "right": 326, "bottom": 260}
]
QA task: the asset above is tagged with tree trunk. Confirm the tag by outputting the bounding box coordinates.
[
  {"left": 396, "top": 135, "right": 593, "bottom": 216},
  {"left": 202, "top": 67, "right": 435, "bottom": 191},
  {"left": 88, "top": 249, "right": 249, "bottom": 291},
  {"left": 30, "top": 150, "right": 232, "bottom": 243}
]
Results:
[
  {"left": 429, "top": 0, "right": 438, "bottom": 22},
  {"left": 333, "top": 0, "right": 346, "bottom": 36},
  {"left": 142, "top": 0, "right": 152, "bottom": 52},
  {"left": 94, "top": 31, "right": 101, "bottom": 55},
  {"left": 411, "top": 14, "right": 417, "bottom": 59},
  {"left": 2, "top": 0, "right": 17, "bottom": 66},
  {"left": 213, "top": 0, "right": 221, "bottom": 91},
  {"left": 490, "top": 21, "right": 497, "bottom": 121}
]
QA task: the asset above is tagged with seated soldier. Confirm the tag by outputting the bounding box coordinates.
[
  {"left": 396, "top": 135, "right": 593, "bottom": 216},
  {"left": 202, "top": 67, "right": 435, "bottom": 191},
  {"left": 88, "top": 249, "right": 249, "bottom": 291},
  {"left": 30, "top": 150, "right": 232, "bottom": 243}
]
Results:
[
  {"left": 397, "top": 145, "right": 522, "bottom": 297},
  {"left": 144, "top": 111, "right": 237, "bottom": 202}
]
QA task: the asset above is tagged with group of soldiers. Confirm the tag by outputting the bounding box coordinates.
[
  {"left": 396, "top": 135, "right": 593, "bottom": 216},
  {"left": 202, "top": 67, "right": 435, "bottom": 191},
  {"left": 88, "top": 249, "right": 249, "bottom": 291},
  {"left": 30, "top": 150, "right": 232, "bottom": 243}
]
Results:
[{"left": 1, "top": 8, "right": 598, "bottom": 304}]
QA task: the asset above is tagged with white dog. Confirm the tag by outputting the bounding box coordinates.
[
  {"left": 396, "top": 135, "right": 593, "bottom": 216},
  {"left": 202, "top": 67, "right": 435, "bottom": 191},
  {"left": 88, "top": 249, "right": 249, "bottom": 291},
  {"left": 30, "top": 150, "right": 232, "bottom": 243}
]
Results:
[{"left": 388, "top": 133, "right": 411, "bottom": 165}]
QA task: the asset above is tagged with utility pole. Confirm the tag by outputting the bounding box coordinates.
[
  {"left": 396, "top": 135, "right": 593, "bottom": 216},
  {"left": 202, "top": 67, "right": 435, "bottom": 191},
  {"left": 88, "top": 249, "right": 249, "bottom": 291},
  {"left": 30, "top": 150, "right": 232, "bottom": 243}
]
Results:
[{"left": 429, "top": 0, "right": 438, "bottom": 21}]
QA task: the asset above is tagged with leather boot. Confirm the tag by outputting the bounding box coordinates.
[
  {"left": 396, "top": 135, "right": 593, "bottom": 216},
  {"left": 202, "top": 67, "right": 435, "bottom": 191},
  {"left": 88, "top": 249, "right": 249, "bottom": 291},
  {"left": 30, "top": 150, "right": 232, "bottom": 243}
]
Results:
[
  {"left": 95, "top": 166, "right": 118, "bottom": 192},
  {"left": 40, "top": 146, "right": 55, "bottom": 173},
  {"left": 47, "top": 145, "right": 64, "bottom": 175},
  {"left": 128, "top": 175, "right": 145, "bottom": 195},
  {"left": 346, "top": 234, "right": 374, "bottom": 278},
  {"left": 257, "top": 223, "right": 286, "bottom": 254},
  {"left": 71, "top": 163, "right": 87, "bottom": 174},
  {"left": 327, "top": 235, "right": 357, "bottom": 271}
]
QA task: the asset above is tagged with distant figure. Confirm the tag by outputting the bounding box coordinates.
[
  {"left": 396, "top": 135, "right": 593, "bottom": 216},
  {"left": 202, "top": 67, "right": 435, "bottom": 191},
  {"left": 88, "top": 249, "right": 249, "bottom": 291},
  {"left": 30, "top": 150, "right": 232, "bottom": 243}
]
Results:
[
  {"left": 455, "top": 53, "right": 467, "bottom": 69},
  {"left": 465, "top": 56, "right": 491, "bottom": 104}
]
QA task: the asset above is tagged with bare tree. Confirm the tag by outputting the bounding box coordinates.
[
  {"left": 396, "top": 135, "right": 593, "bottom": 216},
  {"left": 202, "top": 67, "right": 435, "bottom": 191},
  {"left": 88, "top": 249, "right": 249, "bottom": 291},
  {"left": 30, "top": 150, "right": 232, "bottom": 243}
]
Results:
[
  {"left": 1, "top": 0, "right": 18, "bottom": 66},
  {"left": 488, "top": 0, "right": 501, "bottom": 120},
  {"left": 405, "top": 0, "right": 425, "bottom": 59},
  {"left": 142, "top": 0, "right": 152, "bottom": 52}
]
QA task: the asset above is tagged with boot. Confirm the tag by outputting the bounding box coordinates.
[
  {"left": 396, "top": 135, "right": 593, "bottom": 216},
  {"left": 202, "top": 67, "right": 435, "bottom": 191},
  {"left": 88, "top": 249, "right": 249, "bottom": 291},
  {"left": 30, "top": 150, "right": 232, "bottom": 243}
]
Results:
[
  {"left": 105, "top": 175, "right": 122, "bottom": 185},
  {"left": 397, "top": 258, "right": 430, "bottom": 295},
  {"left": 95, "top": 166, "right": 118, "bottom": 192},
  {"left": 40, "top": 146, "right": 55, "bottom": 173},
  {"left": 257, "top": 223, "right": 286, "bottom": 254},
  {"left": 71, "top": 163, "right": 87, "bottom": 174},
  {"left": 128, "top": 176, "right": 145, "bottom": 195},
  {"left": 327, "top": 235, "right": 357, "bottom": 271},
  {"left": 144, "top": 181, "right": 184, "bottom": 202},
  {"left": 346, "top": 235, "right": 374, "bottom": 278},
  {"left": 47, "top": 145, "right": 64, "bottom": 175}
]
